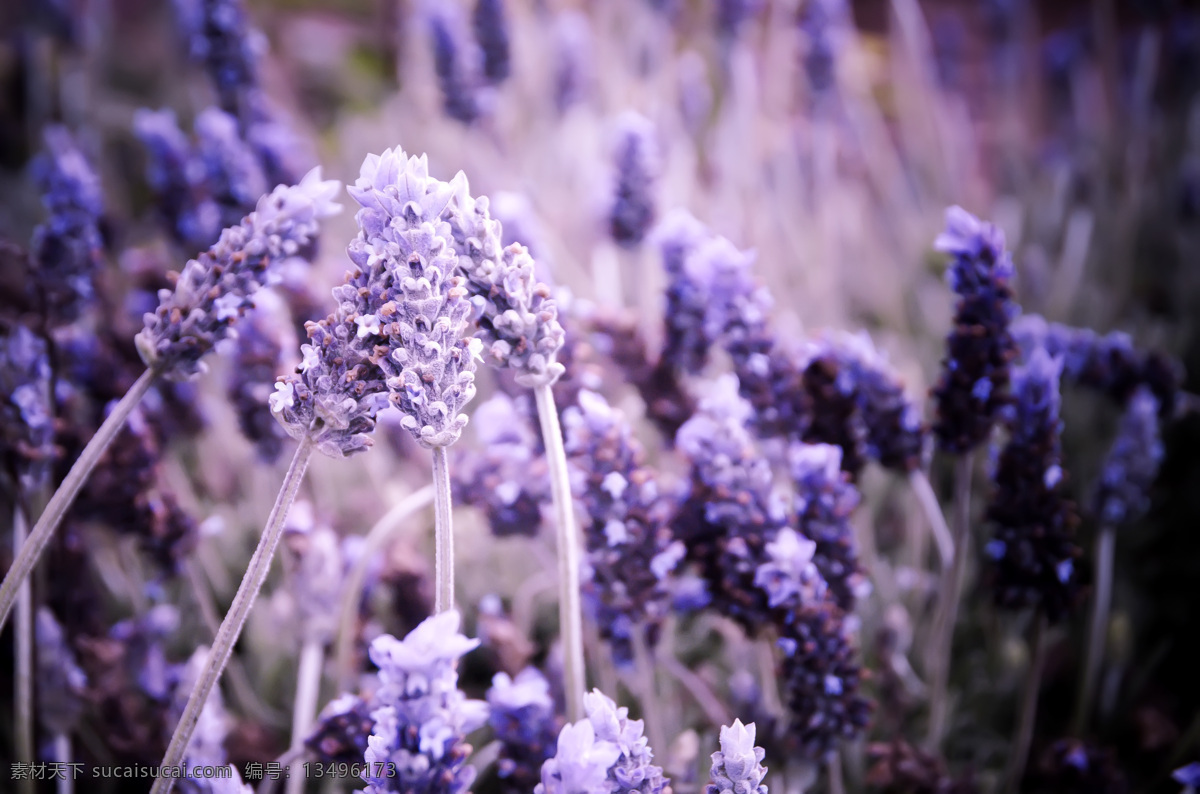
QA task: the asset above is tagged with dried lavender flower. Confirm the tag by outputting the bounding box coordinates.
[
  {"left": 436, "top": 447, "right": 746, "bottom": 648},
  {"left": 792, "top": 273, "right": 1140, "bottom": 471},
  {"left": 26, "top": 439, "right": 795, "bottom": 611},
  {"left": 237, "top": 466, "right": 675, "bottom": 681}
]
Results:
[
  {"left": 361, "top": 611, "right": 489, "bottom": 794},
  {"left": 29, "top": 125, "right": 105, "bottom": 325},
  {"left": 1091, "top": 386, "right": 1163, "bottom": 527},
  {"left": 35, "top": 607, "right": 88, "bottom": 736},
  {"left": 488, "top": 668, "right": 561, "bottom": 794},
  {"left": 789, "top": 443, "right": 866, "bottom": 612},
  {"left": 563, "top": 390, "right": 682, "bottom": 665},
  {"left": 706, "top": 720, "right": 767, "bottom": 794},
  {"left": 984, "top": 347, "right": 1081, "bottom": 622},
  {"left": 136, "top": 168, "right": 342, "bottom": 380},
  {"left": 931, "top": 206, "right": 1019, "bottom": 455},
  {"left": 608, "top": 113, "right": 659, "bottom": 248},
  {"left": 473, "top": 0, "right": 511, "bottom": 84}
]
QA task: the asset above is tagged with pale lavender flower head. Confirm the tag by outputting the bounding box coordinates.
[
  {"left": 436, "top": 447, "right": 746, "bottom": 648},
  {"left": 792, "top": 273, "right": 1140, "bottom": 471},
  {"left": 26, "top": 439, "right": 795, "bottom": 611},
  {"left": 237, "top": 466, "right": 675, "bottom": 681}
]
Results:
[
  {"left": 346, "top": 148, "right": 460, "bottom": 235},
  {"left": 1092, "top": 386, "right": 1163, "bottom": 527},
  {"left": 754, "top": 527, "right": 826, "bottom": 609},
  {"left": 707, "top": 720, "right": 768, "bottom": 794},
  {"left": 537, "top": 720, "right": 621, "bottom": 794},
  {"left": 608, "top": 112, "right": 660, "bottom": 248},
  {"left": 583, "top": 689, "right": 670, "bottom": 793},
  {"left": 35, "top": 608, "right": 88, "bottom": 736},
  {"left": 363, "top": 611, "right": 489, "bottom": 794},
  {"left": 552, "top": 11, "right": 594, "bottom": 113},
  {"left": 194, "top": 105, "right": 268, "bottom": 223},
  {"left": 789, "top": 442, "right": 866, "bottom": 611},
  {"left": 136, "top": 168, "right": 341, "bottom": 379},
  {"left": 488, "top": 668, "right": 560, "bottom": 793}
]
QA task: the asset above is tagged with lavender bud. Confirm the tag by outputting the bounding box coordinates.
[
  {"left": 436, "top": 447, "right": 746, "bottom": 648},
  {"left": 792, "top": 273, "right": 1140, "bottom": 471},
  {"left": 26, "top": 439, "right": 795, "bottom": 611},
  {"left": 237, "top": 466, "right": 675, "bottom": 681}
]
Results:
[
  {"left": 984, "top": 347, "right": 1081, "bottom": 622},
  {"left": 488, "top": 668, "right": 561, "bottom": 794},
  {"left": 136, "top": 168, "right": 342, "bottom": 380},
  {"left": 227, "top": 292, "right": 291, "bottom": 463},
  {"left": 707, "top": 720, "right": 768, "bottom": 794},
  {"left": 36, "top": 608, "right": 88, "bottom": 736},
  {"left": 608, "top": 113, "right": 659, "bottom": 248},
  {"left": 753, "top": 527, "right": 826, "bottom": 610},
  {"left": 1091, "top": 386, "right": 1163, "bottom": 527},
  {"left": 172, "top": 0, "right": 265, "bottom": 113},
  {"left": 134, "top": 108, "right": 220, "bottom": 249},
  {"left": 537, "top": 720, "right": 621, "bottom": 794},
  {"left": 931, "top": 206, "right": 1018, "bottom": 455},
  {"left": 0, "top": 324, "right": 55, "bottom": 489},
  {"left": 361, "top": 611, "right": 489, "bottom": 794},
  {"left": 194, "top": 106, "right": 268, "bottom": 228},
  {"left": 552, "top": 11, "right": 594, "bottom": 113},
  {"left": 306, "top": 693, "right": 376, "bottom": 763},
  {"left": 473, "top": 0, "right": 511, "bottom": 84},
  {"left": 654, "top": 209, "right": 715, "bottom": 376},
  {"left": 429, "top": 4, "right": 482, "bottom": 125},
  {"left": 582, "top": 689, "right": 670, "bottom": 793},
  {"left": 789, "top": 443, "right": 866, "bottom": 611},
  {"left": 29, "top": 126, "right": 105, "bottom": 325},
  {"left": 563, "top": 390, "right": 680, "bottom": 665}
]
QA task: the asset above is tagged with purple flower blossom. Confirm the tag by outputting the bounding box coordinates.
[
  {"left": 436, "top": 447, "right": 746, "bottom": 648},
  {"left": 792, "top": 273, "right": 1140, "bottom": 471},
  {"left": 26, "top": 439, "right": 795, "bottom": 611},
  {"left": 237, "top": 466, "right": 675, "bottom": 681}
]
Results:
[
  {"left": 362, "top": 611, "right": 488, "bottom": 793},
  {"left": 135, "top": 108, "right": 222, "bottom": 250},
  {"left": 985, "top": 347, "right": 1082, "bottom": 621},
  {"left": 798, "top": 0, "right": 849, "bottom": 98},
  {"left": 655, "top": 209, "right": 716, "bottom": 376},
  {"left": 537, "top": 720, "right": 621, "bottom": 794},
  {"left": 552, "top": 11, "right": 594, "bottom": 113},
  {"left": 608, "top": 113, "right": 659, "bottom": 248},
  {"left": 931, "top": 206, "right": 1018, "bottom": 455},
  {"left": 429, "top": 4, "right": 482, "bottom": 125},
  {"left": 306, "top": 693, "right": 377, "bottom": 764},
  {"left": 227, "top": 294, "right": 291, "bottom": 462},
  {"left": 1175, "top": 762, "right": 1200, "bottom": 791},
  {"left": 1092, "top": 386, "right": 1163, "bottom": 527},
  {"left": 488, "top": 668, "right": 561, "bottom": 793},
  {"left": 194, "top": 106, "right": 268, "bottom": 229},
  {"left": 172, "top": 0, "right": 265, "bottom": 114},
  {"left": 473, "top": 0, "right": 511, "bottom": 85},
  {"left": 0, "top": 323, "right": 54, "bottom": 489},
  {"left": 706, "top": 720, "right": 768, "bottom": 794},
  {"left": 36, "top": 608, "right": 88, "bottom": 736},
  {"left": 564, "top": 390, "right": 681, "bottom": 665},
  {"left": 789, "top": 443, "right": 866, "bottom": 611},
  {"left": 136, "top": 168, "right": 341, "bottom": 380}
]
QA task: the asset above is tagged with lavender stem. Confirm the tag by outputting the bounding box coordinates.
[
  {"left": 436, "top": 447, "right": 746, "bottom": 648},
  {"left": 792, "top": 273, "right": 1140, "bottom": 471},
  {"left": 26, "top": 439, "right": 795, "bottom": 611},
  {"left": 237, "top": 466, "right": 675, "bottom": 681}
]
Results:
[
  {"left": 432, "top": 446, "right": 455, "bottom": 613},
  {"left": 909, "top": 469, "right": 955, "bottom": 569},
  {"left": 53, "top": 733, "right": 72, "bottom": 794},
  {"left": 1075, "top": 525, "right": 1116, "bottom": 735},
  {"left": 927, "top": 451, "right": 974, "bottom": 749},
  {"left": 659, "top": 652, "right": 733, "bottom": 727},
  {"left": 333, "top": 485, "right": 435, "bottom": 690},
  {"left": 631, "top": 626, "right": 666, "bottom": 765},
  {"left": 286, "top": 638, "right": 325, "bottom": 794},
  {"left": 535, "top": 382, "right": 586, "bottom": 722},
  {"left": 0, "top": 368, "right": 157, "bottom": 630},
  {"left": 827, "top": 752, "right": 846, "bottom": 794},
  {"left": 1004, "top": 615, "right": 1048, "bottom": 794},
  {"left": 14, "top": 505, "right": 33, "bottom": 794},
  {"left": 152, "top": 434, "right": 315, "bottom": 794}
]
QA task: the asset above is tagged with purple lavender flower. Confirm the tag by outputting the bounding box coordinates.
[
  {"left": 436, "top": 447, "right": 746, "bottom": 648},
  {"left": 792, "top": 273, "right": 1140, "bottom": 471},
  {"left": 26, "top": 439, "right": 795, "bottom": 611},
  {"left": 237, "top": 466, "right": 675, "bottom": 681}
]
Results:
[
  {"left": 0, "top": 324, "right": 54, "bottom": 489},
  {"left": 654, "top": 209, "right": 715, "bottom": 376},
  {"left": 840, "top": 333, "right": 928, "bottom": 473},
  {"left": 361, "top": 611, "right": 488, "bottom": 794},
  {"left": 984, "top": 347, "right": 1081, "bottom": 622},
  {"left": 172, "top": 0, "right": 265, "bottom": 114},
  {"left": 488, "top": 668, "right": 561, "bottom": 794},
  {"left": 136, "top": 168, "right": 342, "bottom": 380},
  {"left": 473, "top": 0, "right": 511, "bottom": 84},
  {"left": 306, "top": 693, "right": 377, "bottom": 764},
  {"left": 134, "top": 108, "right": 221, "bottom": 250},
  {"left": 430, "top": 4, "right": 482, "bottom": 125},
  {"left": 227, "top": 294, "right": 290, "bottom": 463},
  {"left": 706, "top": 720, "right": 768, "bottom": 794},
  {"left": 1174, "top": 762, "right": 1200, "bottom": 792},
  {"left": 931, "top": 206, "right": 1019, "bottom": 455},
  {"left": 453, "top": 393, "right": 548, "bottom": 537},
  {"left": 798, "top": 0, "right": 849, "bottom": 98},
  {"left": 29, "top": 126, "right": 105, "bottom": 325},
  {"left": 1091, "top": 386, "right": 1163, "bottom": 527},
  {"left": 552, "top": 11, "right": 594, "bottom": 113},
  {"left": 1010, "top": 313, "right": 1183, "bottom": 417},
  {"left": 537, "top": 720, "right": 621, "bottom": 794},
  {"left": 194, "top": 106, "right": 268, "bottom": 229},
  {"left": 35, "top": 607, "right": 88, "bottom": 736},
  {"left": 563, "top": 390, "right": 682, "bottom": 665},
  {"left": 608, "top": 113, "right": 659, "bottom": 248},
  {"left": 789, "top": 443, "right": 866, "bottom": 611}
]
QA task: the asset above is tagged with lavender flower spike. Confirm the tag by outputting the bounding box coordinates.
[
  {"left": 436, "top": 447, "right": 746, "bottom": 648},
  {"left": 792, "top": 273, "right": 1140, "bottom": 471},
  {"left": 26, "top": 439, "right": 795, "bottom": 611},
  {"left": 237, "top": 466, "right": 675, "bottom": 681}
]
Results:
[
  {"left": 537, "top": 720, "right": 621, "bottom": 794},
  {"left": 1092, "top": 386, "right": 1163, "bottom": 526},
  {"left": 608, "top": 112, "right": 660, "bottom": 248},
  {"left": 488, "top": 667, "right": 560, "bottom": 794},
  {"left": 136, "top": 168, "right": 342, "bottom": 380},
  {"left": 707, "top": 720, "right": 768, "bottom": 794}
]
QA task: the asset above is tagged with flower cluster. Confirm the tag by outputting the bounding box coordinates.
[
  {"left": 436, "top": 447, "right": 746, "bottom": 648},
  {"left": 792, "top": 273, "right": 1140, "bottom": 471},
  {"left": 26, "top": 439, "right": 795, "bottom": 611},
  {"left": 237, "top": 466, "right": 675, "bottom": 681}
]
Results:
[
  {"left": 172, "top": 0, "right": 264, "bottom": 114},
  {"left": 655, "top": 209, "right": 716, "bottom": 377},
  {"left": 608, "top": 113, "right": 660, "bottom": 249},
  {"left": 473, "top": 0, "right": 512, "bottom": 85},
  {"left": 135, "top": 168, "right": 341, "bottom": 380},
  {"left": 1091, "top": 386, "right": 1163, "bottom": 527},
  {"left": 536, "top": 689, "right": 670, "bottom": 794},
  {"left": 0, "top": 323, "right": 55, "bottom": 489},
  {"left": 36, "top": 607, "right": 88, "bottom": 737},
  {"left": 227, "top": 294, "right": 291, "bottom": 462},
  {"left": 564, "top": 390, "right": 683, "bottom": 665},
  {"left": 706, "top": 720, "right": 768, "bottom": 794},
  {"left": 930, "top": 206, "right": 1019, "bottom": 455},
  {"left": 789, "top": 443, "right": 866, "bottom": 612},
  {"left": 361, "top": 611, "right": 488, "bottom": 794},
  {"left": 488, "top": 667, "right": 561, "bottom": 794},
  {"left": 984, "top": 347, "right": 1082, "bottom": 622}
]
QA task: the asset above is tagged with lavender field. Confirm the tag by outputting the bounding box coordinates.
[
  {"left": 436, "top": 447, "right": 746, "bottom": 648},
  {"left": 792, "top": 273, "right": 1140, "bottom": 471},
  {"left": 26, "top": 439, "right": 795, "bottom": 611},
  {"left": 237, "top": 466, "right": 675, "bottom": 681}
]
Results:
[{"left": 2, "top": 0, "right": 1200, "bottom": 792}]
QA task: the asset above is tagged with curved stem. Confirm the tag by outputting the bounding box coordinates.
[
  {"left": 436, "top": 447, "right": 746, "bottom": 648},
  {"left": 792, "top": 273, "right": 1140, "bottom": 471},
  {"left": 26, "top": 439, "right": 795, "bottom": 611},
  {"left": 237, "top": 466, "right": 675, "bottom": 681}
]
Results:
[
  {"left": 926, "top": 452, "right": 974, "bottom": 749},
  {"left": 14, "top": 506, "right": 34, "bottom": 794},
  {"left": 1004, "top": 615, "right": 1048, "bottom": 794},
  {"left": 432, "top": 446, "right": 455, "bottom": 613},
  {"left": 332, "top": 485, "right": 434, "bottom": 690},
  {"left": 909, "top": 469, "right": 955, "bottom": 570},
  {"left": 659, "top": 654, "right": 733, "bottom": 728},
  {"left": 1075, "top": 525, "right": 1116, "bottom": 735},
  {"left": 286, "top": 638, "right": 325, "bottom": 794},
  {"left": 151, "top": 435, "right": 314, "bottom": 794},
  {"left": 535, "top": 384, "right": 586, "bottom": 723},
  {"left": 0, "top": 368, "right": 156, "bottom": 631}
]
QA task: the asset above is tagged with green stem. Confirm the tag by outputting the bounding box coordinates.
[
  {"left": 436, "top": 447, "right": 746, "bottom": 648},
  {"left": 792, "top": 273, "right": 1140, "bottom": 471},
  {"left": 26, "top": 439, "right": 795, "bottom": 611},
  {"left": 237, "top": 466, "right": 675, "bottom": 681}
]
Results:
[
  {"left": 151, "top": 435, "right": 315, "bottom": 794},
  {"left": 535, "top": 383, "right": 586, "bottom": 723},
  {"left": 927, "top": 452, "right": 974, "bottom": 749},
  {"left": 432, "top": 446, "right": 454, "bottom": 613},
  {"left": 332, "top": 486, "right": 435, "bottom": 690},
  {"left": 0, "top": 368, "right": 157, "bottom": 631},
  {"left": 286, "top": 638, "right": 325, "bottom": 794},
  {"left": 1004, "top": 615, "right": 1048, "bottom": 794},
  {"left": 14, "top": 505, "right": 33, "bottom": 794},
  {"left": 1075, "top": 525, "right": 1116, "bottom": 735}
]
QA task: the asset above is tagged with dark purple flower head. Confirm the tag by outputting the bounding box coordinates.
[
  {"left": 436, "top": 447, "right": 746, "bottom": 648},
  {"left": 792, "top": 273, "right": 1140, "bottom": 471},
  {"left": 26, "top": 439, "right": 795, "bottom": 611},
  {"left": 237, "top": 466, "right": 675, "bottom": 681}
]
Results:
[
  {"left": 488, "top": 668, "right": 561, "bottom": 794},
  {"left": 654, "top": 209, "right": 716, "bottom": 376},
  {"left": 707, "top": 720, "right": 767, "bottom": 794},
  {"left": 473, "top": 0, "right": 511, "bottom": 84},
  {"left": 228, "top": 292, "right": 291, "bottom": 463},
  {"left": 798, "top": 0, "right": 849, "bottom": 97},
  {"left": 194, "top": 106, "right": 268, "bottom": 227},
  {"left": 172, "top": 0, "right": 265, "bottom": 114},
  {"left": 984, "top": 347, "right": 1081, "bottom": 621},
  {"left": 136, "top": 168, "right": 342, "bottom": 380},
  {"left": 608, "top": 113, "right": 660, "bottom": 248},
  {"left": 134, "top": 108, "right": 222, "bottom": 250},
  {"left": 306, "top": 693, "right": 376, "bottom": 764},
  {"left": 564, "top": 390, "right": 683, "bottom": 665},
  {"left": 0, "top": 324, "right": 55, "bottom": 488},
  {"left": 931, "top": 206, "right": 1019, "bottom": 455},
  {"left": 29, "top": 126, "right": 106, "bottom": 324},
  {"left": 789, "top": 443, "right": 866, "bottom": 611},
  {"left": 430, "top": 4, "right": 483, "bottom": 125},
  {"left": 1092, "top": 386, "right": 1163, "bottom": 527},
  {"left": 36, "top": 607, "right": 88, "bottom": 736}
]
